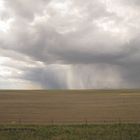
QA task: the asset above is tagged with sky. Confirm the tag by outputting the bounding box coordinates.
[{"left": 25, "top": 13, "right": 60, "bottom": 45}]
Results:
[{"left": 0, "top": 0, "right": 140, "bottom": 89}]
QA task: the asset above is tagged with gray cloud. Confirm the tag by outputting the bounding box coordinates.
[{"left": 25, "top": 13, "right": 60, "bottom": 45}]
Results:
[
  {"left": 0, "top": 0, "right": 140, "bottom": 89},
  {"left": 22, "top": 65, "right": 69, "bottom": 89},
  {"left": 4, "top": 0, "right": 51, "bottom": 20}
]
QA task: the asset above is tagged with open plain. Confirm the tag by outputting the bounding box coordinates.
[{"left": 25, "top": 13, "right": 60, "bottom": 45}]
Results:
[{"left": 0, "top": 90, "right": 140, "bottom": 124}]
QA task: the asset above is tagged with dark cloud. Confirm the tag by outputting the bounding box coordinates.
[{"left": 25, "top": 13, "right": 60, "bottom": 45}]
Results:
[
  {"left": 0, "top": 0, "right": 140, "bottom": 89},
  {"left": 22, "top": 65, "right": 69, "bottom": 89}
]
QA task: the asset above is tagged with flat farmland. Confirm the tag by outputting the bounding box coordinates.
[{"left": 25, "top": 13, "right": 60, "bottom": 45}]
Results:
[{"left": 0, "top": 90, "right": 140, "bottom": 124}]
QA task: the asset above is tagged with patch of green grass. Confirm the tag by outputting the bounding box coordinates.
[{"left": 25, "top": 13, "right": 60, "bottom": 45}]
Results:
[{"left": 0, "top": 123, "right": 140, "bottom": 140}]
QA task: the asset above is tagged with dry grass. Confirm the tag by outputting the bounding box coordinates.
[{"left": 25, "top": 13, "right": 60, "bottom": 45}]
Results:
[{"left": 0, "top": 90, "right": 140, "bottom": 124}]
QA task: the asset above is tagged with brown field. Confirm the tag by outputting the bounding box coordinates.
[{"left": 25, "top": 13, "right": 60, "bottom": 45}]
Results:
[{"left": 0, "top": 90, "right": 140, "bottom": 124}]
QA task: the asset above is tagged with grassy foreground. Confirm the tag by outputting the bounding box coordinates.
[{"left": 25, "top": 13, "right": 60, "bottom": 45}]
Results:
[{"left": 0, "top": 124, "right": 140, "bottom": 140}]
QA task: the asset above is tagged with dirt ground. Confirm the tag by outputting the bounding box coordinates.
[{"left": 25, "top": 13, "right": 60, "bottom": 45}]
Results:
[{"left": 0, "top": 90, "right": 140, "bottom": 124}]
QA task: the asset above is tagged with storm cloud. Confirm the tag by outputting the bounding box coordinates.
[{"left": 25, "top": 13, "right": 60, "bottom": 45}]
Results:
[{"left": 0, "top": 0, "right": 140, "bottom": 89}]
